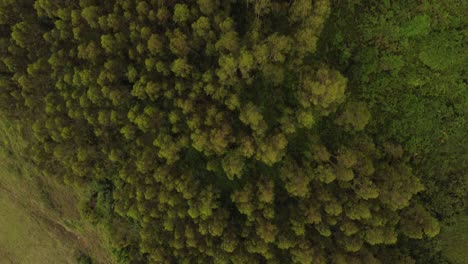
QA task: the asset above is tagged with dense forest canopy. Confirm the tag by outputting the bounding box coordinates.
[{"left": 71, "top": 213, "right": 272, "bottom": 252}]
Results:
[{"left": 0, "top": 0, "right": 466, "bottom": 263}]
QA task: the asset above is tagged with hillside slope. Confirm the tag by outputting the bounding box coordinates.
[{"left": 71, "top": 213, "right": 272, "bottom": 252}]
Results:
[{"left": 0, "top": 118, "right": 112, "bottom": 264}]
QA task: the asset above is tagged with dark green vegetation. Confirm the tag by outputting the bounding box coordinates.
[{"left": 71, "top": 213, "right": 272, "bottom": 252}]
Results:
[{"left": 0, "top": 0, "right": 466, "bottom": 263}]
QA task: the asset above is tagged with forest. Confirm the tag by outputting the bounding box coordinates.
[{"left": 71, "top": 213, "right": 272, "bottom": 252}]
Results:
[{"left": 0, "top": 0, "right": 466, "bottom": 263}]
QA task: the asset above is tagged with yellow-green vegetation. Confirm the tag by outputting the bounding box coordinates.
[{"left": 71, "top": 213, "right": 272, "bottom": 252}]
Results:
[
  {"left": 0, "top": 0, "right": 465, "bottom": 263},
  {"left": 0, "top": 119, "right": 112, "bottom": 264},
  {"left": 440, "top": 215, "right": 468, "bottom": 264},
  {"left": 0, "top": 191, "right": 76, "bottom": 264}
]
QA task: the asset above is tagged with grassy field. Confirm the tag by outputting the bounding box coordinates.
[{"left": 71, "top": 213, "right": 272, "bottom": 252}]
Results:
[
  {"left": 0, "top": 190, "right": 77, "bottom": 263},
  {"left": 439, "top": 214, "right": 468, "bottom": 264},
  {"left": 0, "top": 118, "right": 112, "bottom": 264}
]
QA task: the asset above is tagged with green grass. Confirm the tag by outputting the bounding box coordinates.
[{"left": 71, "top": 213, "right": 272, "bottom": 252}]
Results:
[
  {"left": 0, "top": 191, "right": 78, "bottom": 263},
  {"left": 440, "top": 214, "right": 468, "bottom": 264},
  {"left": 0, "top": 119, "right": 75, "bottom": 263},
  {"left": 439, "top": 214, "right": 468, "bottom": 264},
  {"left": 0, "top": 117, "right": 112, "bottom": 263}
]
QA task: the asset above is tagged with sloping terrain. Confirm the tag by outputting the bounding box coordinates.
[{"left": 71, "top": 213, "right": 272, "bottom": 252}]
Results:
[{"left": 0, "top": 119, "right": 112, "bottom": 264}]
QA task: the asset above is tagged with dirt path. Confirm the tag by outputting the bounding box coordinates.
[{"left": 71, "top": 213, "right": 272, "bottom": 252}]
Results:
[{"left": 0, "top": 183, "right": 88, "bottom": 262}]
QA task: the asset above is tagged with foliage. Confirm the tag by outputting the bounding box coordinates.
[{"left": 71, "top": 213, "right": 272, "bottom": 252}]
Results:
[
  {"left": 76, "top": 252, "right": 93, "bottom": 264},
  {"left": 0, "top": 0, "right": 465, "bottom": 263},
  {"left": 319, "top": 0, "right": 467, "bottom": 262}
]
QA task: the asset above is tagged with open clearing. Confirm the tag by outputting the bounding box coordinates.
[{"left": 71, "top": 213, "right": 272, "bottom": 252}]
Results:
[
  {"left": 0, "top": 119, "right": 112, "bottom": 264},
  {"left": 0, "top": 190, "right": 77, "bottom": 264},
  {"left": 440, "top": 214, "right": 468, "bottom": 264}
]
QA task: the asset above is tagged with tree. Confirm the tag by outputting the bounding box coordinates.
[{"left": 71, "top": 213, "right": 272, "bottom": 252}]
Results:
[
  {"left": 173, "top": 4, "right": 191, "bottom": 24},
  {"left": 0, "top": 0, "right": 456, "bottom": 263},
  {"left": 81, "top": 6, "right": 100, "bottom": 28}
]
